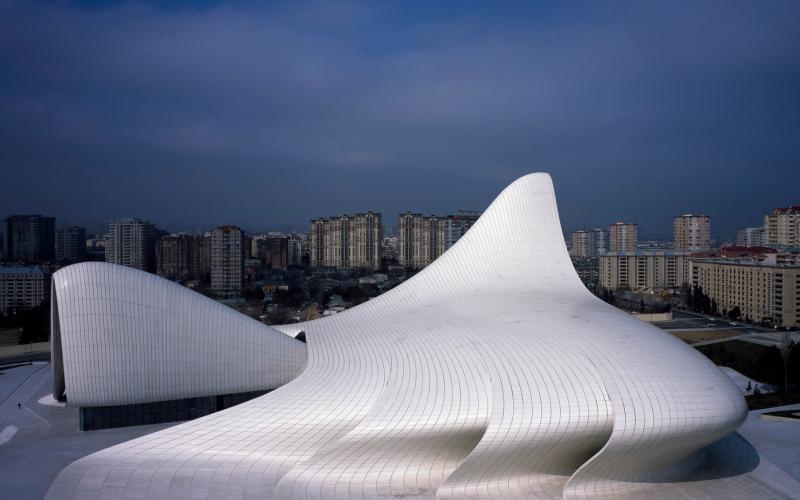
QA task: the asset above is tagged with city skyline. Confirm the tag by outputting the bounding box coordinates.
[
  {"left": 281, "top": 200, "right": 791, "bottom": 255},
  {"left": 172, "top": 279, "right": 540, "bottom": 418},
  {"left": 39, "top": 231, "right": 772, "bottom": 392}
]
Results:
[{"left": 2, "top": 1, "right": 799, "bottom": 238}]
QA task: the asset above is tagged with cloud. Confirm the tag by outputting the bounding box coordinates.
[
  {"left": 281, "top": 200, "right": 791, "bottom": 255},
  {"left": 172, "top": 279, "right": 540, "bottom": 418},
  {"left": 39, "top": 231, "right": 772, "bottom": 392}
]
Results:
[{"left": 1, "top": 0, "right": 798, "bottom": 237}]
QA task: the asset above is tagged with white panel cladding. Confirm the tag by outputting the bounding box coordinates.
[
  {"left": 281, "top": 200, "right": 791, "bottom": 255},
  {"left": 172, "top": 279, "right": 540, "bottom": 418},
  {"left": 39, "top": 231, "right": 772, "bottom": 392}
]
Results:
[
  {"left": 47, "top": 173, "right": 800, "bottom": 499},
  {"left": 51, "top": 262, "right": 307, "bottom": 407}
]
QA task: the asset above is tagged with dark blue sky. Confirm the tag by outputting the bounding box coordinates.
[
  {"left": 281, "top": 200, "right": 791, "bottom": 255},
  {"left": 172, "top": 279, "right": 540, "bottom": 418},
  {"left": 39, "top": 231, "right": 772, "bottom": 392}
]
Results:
[{"left": 1, "top": 1, "right": 799, "bottom": 238}]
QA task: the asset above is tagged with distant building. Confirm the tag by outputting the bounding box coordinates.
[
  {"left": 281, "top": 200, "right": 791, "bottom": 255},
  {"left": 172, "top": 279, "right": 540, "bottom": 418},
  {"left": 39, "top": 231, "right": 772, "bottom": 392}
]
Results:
[
  {"left": 210, "top": 226, "right": 245, "bottom": 299},
  {"left": 156, "top": 234, "right": 196, "bottom": 280},
  {"left": 591, "top": 228, "right": 609, "bottom": 255},
  {"left": 398, "top": 211, "right": 480, "bottom": 270},
  {"left": 608, "top": 222, "right": 638, "bottom": 253},
  {"left": 691, "top": 251, "right": 800, "bottom": 327},
  {"left": 3, "top": 215, "right": 56, "bottom": 262},
  {"left": 309, "top": 212, "right": 382, "bottom": 271},
  {"left": 382, "top": 236, "right": 399, "bottom": 261},
  {"left": 443, "top": 211, "right": 481, "bottom": 249},
  {"left": 736, "top": 227, "right": 764, "bottom": 248},
  {"left": 599, "top": 251, "right": 691, "bottom": 291},
  {"left": 56, "top": 226, "right": 87, "bottom": 263},
  {"left": 398, "top": 213, "right": 446, "bottom": 270},
  {"left": 193, "top": 234, "right": 212, "bottom": 283},
  {"left": 673, "top": 214, "right": 710, "bottom": 252},
  {"left": 252, "top": 235, "right": 289, "bottom": 269},
  {"left": 572, "top": 257, "right": 599, "bottom": 287},
  {"left": 570, "top": 230, "right": 592, "bottom": 258},
  {"left": 0, "top": 266, "right": 48, "bottom": 314},
  {"left": 104, "top": 219, "right": 160, "bottom": 273},
  {"left": 287, "top": 233, "right": 307, "bottom": 267},
  {"left": 763, "top": 205, "right": 800, "bottom": 247}
]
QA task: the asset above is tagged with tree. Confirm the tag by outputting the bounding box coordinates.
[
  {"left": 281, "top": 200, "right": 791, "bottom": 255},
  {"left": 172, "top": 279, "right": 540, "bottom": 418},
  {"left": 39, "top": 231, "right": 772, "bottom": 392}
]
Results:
[
  {"left": 728, "top": 306, "right": 741, "bottom": 322},
  {"left": 639, "top": 299, "right": 646, "bottom": 313}
]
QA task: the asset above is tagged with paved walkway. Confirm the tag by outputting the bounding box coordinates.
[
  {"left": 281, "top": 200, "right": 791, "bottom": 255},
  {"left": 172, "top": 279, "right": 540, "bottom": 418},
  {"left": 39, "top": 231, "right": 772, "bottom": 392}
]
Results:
[
  {"left": 739, "top": 403, "right": 800, "bottom": 481},
  {"left": 0, "top": 363, "right": 175, "bottom": 500}
]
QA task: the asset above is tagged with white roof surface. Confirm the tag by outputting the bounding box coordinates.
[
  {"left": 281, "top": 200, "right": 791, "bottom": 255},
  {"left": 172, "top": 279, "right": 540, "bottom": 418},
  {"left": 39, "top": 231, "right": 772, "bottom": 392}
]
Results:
[{"left": 47, "top": 173, "right": 800, "bottom": 499}]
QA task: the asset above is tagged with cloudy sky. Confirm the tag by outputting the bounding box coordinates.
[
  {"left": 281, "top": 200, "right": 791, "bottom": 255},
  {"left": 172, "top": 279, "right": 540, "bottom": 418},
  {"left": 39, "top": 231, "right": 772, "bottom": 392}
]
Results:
[{"left": 1, "top": 1, "right": 798, "bottom": 238}]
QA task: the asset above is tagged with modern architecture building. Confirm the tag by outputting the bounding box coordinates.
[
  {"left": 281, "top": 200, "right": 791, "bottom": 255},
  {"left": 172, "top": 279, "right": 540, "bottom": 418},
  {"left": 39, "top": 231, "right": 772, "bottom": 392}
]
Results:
[
  {"left": 210, "top": 225, "right": 245, "bottom": 299},
  {"left": 691, "top": 252, "right": 800, "bottom": 327},
  {"left": 309, "top": 212, "right": 382, "bottom": 271},
  {"left": 55, "top": 226, "right": 86, "bottom": 263},
  {"left": 608, "top": 221, "right": 637, "bottom": 252},
  {"left": 674, "top": 213, "right": 711, "bottom": 252},
  {"left": 0, "top": 266, "right": 47, "bottom": 313},
  {"left": 3, "top": 214, "right": 56, "bottom": 262},
  {"left": 763, "top": 205, "right": 800, "bottom": 247},
  {"left": 736, "top": 226, "right": 764, "bottom": 248},
  {"left": 599, "top": 251, "right": 692, "bottom": 291},
  {"left": 104, "top": 218, "right": 160, "bottom": 273},
  {"left": 46, "top": 173, "right": 798, "bottom": 500}
]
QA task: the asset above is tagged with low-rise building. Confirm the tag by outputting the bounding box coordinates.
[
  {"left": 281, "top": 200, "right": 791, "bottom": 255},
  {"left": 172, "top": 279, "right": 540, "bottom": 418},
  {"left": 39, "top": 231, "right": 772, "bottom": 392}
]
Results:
[{"left": 0, "top": 266, "right": 48, "bottom": 313}]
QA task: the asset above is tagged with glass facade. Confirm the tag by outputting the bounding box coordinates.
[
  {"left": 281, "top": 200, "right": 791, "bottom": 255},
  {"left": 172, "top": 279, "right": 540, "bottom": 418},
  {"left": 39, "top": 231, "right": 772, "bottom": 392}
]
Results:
[{"left": 79, "top": 390, "right": 267, "bottom": 431}]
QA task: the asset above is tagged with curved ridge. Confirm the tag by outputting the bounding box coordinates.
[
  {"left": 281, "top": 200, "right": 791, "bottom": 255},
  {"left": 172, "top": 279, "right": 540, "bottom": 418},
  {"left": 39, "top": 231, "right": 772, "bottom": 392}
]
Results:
[{"left": 45, "top": 172, "right": 791, "bottom": 500}]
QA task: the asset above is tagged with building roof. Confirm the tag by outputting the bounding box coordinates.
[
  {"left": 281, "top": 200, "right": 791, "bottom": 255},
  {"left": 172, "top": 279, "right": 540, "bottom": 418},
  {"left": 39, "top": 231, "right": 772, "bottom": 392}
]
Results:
[
  {"left": 0, "top": 266, "right": 44, "bottom": 275},
  {"left": 47, "top": 174, "right": 796, "bottom": 500}
]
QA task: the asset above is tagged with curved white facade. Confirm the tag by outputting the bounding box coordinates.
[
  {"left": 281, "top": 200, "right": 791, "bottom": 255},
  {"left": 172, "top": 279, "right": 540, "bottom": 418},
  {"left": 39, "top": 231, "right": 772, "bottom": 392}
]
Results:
[
  {"left": 47, "top": 174, "right": 800, "bottom": 499},
  {"left": 51, "top": 262, "right": 307, "bottom": 406}
]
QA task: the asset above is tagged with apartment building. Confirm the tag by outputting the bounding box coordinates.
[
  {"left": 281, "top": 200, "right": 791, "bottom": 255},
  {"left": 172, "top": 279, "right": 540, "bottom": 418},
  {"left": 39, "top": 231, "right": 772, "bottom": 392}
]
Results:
[
  {"left": 3, "top": 215, "right": 56, "bottom": 262},
  {"left": 764, "top": 205, "right": 800, "bottom": 247},
  {"left": 105, "top": 219, "right": 160, "bottom": 273},
  {"left": 309, "top": 212, "right": 382, "bottom": 271},
  {"left": 736, "top": 227, "right": 763, "bottom": 248},
  {"left": 0, "top": 266, "right": 48, "bottom": 313},
  {"left": 608, "top": 222, "right": 638, "bottom": 252},
  {"left": 56, "top": 225, "right": 86, "bottom": 262},
  {"left": 210, "top": 226, "right": 245, "bottom": 299},
  {"left": 674, "top": 214, "right": 710, "bottom": 252},
  {"left": 599, "top": 251, "right": 691, "bottom": 291},
  {"left": 691, "top": 253, "right": 799, "bottom": 327}
]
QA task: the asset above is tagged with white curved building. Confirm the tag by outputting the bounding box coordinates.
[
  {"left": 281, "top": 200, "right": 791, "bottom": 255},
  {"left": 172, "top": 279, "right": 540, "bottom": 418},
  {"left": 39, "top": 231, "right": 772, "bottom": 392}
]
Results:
[{"left": 47, "top": 173, "right": 799, "bottom": 499}]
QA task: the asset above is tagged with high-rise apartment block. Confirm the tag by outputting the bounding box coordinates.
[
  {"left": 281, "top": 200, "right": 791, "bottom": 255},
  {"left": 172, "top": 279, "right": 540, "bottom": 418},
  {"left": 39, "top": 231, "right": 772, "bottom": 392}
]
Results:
[
  {"left": 252, "top": 235, "right": 289, "bottom": 270},
  {"left": 309, "top": 212, "right": 382, "bottom": 271},
  {"left": 398, "top": 211, "right": 481, "bottom": 270},
  {"left": 398, "top": 213, "right": 446, "bottom": 270},
  {"left": 608, "top": 222, "right": 638, "bottom": 253},
  {"left": 56, "top": 226, "right": 87, "bottom": 263},
  {"left": 570, "top": 230, "right": 592, "bottom": 258},
  {"left": 599, "top": 251, "right": 691, "bottom": 291},
  {"left": 287, "top": 234, "right": 307, "bottom": 267},
  {"left": 3, "top": 215, "right": 56, "bottom": 262},
  {"left": 0, "top": 266, "right": 48, "bottom": 313},
  {"left": 673, "top": 214, "right": 710, "bottom": 252},
  {"left": 736, "top": 227, "right": 764, "bottom": 248},
  {"left": 104, "top": 219, "right": 160, "bottom": 273},
  {"left": 592, "top": 228, "right": 609, "bottom": 255},
  {"left": 691, "top": 252, "right": 799, "bottom": 327},
  {"left": 763, "top": 205, "right": 800, "bottom": 247},
  {"left": 210, "top": 226, "right": 245, "bottom": 299},
  {"left": 156, "top": 234, "right": 196, "bottom": 280}
]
